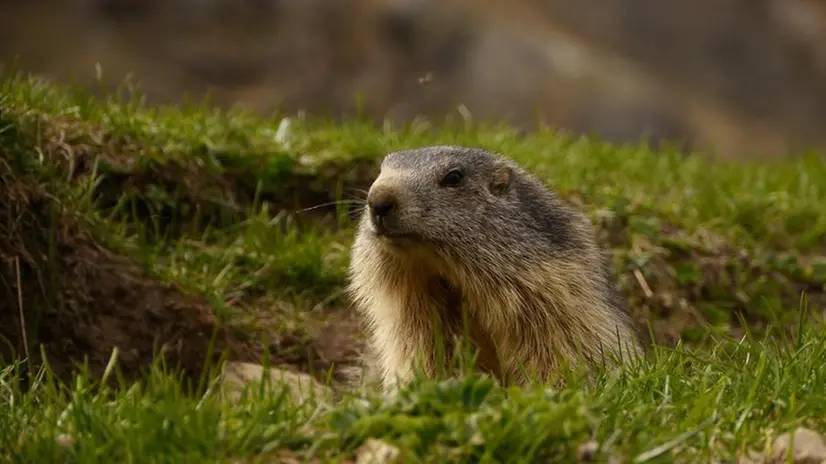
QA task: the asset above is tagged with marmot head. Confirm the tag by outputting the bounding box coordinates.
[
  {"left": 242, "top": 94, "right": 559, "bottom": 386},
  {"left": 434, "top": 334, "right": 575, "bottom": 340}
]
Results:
[{"left": 359, "top": 145, "right": 583, "bottom": 264}]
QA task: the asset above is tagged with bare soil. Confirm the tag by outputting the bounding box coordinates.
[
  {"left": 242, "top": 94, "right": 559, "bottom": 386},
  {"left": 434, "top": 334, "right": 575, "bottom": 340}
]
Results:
[{"left": 0, "top": 174, "right": 248, "bottom": 384}]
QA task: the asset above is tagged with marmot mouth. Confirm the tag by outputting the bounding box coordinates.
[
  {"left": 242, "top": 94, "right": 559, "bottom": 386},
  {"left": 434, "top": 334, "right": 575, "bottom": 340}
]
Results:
[
  {"left": 374, "top": 230, "right": 411, "bottom": 240},
  {"left": 365, "top": 217, "right": 428, "bottom": 248},
  {"left": 371, "top": 229, "right": 422, "bottom": 247}
]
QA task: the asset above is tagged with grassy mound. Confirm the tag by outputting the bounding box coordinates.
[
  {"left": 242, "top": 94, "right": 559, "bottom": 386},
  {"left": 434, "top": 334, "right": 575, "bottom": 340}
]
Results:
[
  {"left": 0, "top": 98, "right": 261, "bottom": 385},
  {"left": 1, "top": 70, "right": 825, "bottom": 461}
]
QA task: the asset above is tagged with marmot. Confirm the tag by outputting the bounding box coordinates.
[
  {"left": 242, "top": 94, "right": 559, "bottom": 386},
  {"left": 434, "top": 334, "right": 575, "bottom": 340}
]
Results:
[{"left": 347, "top": 145, "right": 641, "bottom": 392}]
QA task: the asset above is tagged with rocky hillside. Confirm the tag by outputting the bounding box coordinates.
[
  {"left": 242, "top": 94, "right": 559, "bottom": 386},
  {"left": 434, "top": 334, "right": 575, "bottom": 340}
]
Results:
[{"left": 2, "top": 0, "right": 826, "bottom": 156}]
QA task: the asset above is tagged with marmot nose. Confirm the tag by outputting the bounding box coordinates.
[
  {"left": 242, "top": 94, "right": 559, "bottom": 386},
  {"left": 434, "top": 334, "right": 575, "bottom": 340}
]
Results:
[
  {"left": 367, "top": 188, "right": 397, "bottom": 228},
  {"left": 369, "top": 199, "right": 395, "bottom": 218}
]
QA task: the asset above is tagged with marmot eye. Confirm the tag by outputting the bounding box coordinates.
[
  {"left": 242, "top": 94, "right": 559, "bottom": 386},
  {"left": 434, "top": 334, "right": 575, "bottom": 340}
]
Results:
[{"left": 441, "top": 169, "right": 463, "bottom": 187}]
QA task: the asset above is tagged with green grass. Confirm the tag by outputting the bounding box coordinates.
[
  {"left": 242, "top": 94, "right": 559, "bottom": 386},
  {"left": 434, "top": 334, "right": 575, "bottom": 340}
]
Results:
[
  {"left": 1, "top": 70, "right": 825, "bottom": 462},
  {"left": 3, "top": 326, "right": 826, "bottom": 462}
]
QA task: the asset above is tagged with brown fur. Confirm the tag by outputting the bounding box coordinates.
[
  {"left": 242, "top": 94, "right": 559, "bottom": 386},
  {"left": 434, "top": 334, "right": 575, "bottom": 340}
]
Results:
[{"left": 347, "top": 145, "right": 641, "bottom": 392}]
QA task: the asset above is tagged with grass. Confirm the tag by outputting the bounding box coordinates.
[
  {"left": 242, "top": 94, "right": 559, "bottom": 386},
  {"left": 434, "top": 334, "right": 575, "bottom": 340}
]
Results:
[
  {"left": 0, "top": 69, "right": 825, "bottom": 462},
  {"left": 3, "top": 326, "right": 826, "bottom": 462}
]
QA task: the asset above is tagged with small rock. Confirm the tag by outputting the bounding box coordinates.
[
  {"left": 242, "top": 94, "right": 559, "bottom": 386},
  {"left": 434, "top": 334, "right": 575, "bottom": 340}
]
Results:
[
  {"left": 769, "top": 427, "right": 826, "bottom": 464},
  {"left": 55, "top": 433, "right": 75, "bottom": 448},
  {"left": 738, "top": 449, "right": 766, "bottom": 464},
  {"left": 355, "top": 438, "right": 401, "bottom": 464},
  {"left": 220, "top": 362, "right": 333, "bottom": 406},
  {"left": 577, "top": 440, "right": 599, "bottom": 462},
  {"left": 274, "top": 117, "right": 292, "bottom": 147}
]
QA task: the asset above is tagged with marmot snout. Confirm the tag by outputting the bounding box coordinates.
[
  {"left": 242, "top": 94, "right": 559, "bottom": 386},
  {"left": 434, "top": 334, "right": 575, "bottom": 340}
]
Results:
[
  {"left": 348, "top": 145, "right": 641, "bottom": 392},
  {"left": 364, "top": 183, "right": 405, "bottom": 238}
]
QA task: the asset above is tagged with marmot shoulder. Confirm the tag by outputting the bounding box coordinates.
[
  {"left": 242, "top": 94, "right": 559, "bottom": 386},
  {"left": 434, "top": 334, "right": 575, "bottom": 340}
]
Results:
[{"left": 347, "top": 145, "right": 641, "bottom": 391}]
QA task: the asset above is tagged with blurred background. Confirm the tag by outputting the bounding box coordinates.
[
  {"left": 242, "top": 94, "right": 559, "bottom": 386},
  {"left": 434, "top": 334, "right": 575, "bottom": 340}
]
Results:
[{"left": 3, "top": 0, "right": 826, "bottom": 158}]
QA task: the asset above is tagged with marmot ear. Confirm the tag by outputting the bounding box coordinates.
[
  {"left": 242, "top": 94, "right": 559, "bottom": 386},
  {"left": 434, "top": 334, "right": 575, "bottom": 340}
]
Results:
[{"left": 489, "top": 165, "right": 512, "bottom": 196}]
